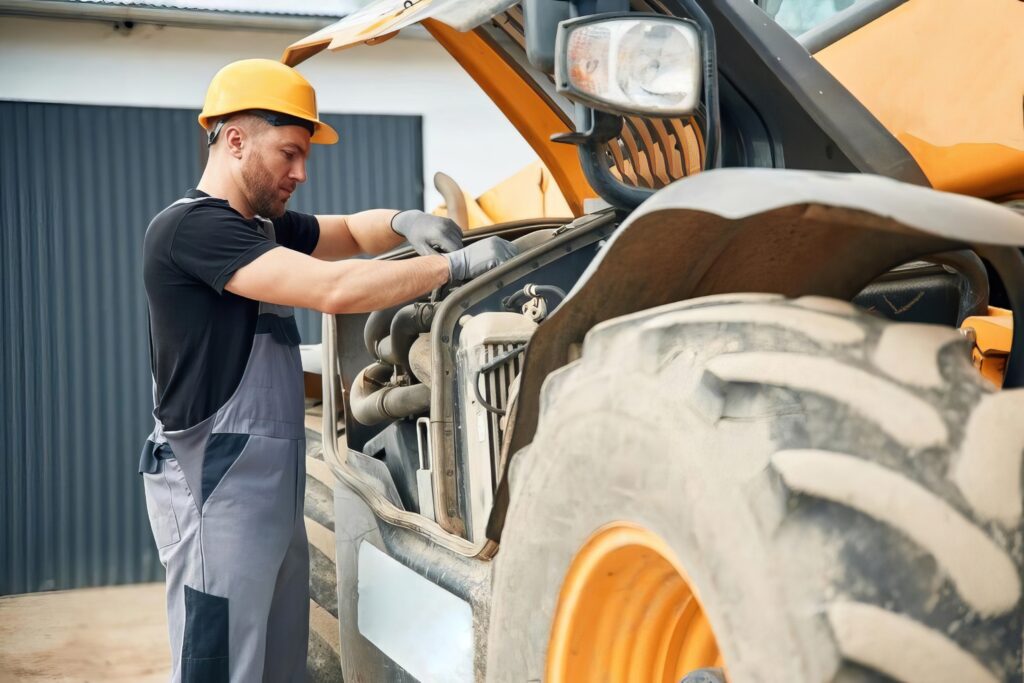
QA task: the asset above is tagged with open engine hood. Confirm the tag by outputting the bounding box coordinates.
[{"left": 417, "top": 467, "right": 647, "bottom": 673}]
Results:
[{"left": 281, "top": 0, "right": 518, "bottom": 66}]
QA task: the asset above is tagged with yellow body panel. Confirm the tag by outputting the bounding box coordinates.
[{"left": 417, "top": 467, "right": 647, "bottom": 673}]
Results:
[
  {"left": 816, "top": 0, "right": 1024, "bottom": 198},
  {"left": 434, "top": 161, "right": 573, "bottom": 229},
  {"left": 421, "top": 19, "right": 592, "bottom": 216}
]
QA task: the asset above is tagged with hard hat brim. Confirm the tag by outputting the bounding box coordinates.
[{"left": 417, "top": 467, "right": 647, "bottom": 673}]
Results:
[
  {"left": 310, "top": 120, "right": 338, "bottom": 145},
  {"left": 198, "top": 110, "right": 339, "bottom": 145}
]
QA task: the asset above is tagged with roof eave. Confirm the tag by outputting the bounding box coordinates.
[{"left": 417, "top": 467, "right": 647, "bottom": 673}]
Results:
[{"left": 0, "top": 0, "right": 339, "bottom": 32}]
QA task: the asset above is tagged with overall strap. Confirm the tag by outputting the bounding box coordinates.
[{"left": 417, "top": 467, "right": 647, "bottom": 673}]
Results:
[{"left": 254, "top": 216, "right": 301, "bottom": 345}]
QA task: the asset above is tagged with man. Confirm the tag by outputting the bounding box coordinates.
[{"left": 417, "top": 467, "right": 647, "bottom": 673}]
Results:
[{"left": 138, "top": 58, "right": 517, "bottom": 682}]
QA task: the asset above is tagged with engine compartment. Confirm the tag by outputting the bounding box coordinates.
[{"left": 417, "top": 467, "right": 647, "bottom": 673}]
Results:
[{"left": 334, "top": 214, "right": 617, "bottom": 540}]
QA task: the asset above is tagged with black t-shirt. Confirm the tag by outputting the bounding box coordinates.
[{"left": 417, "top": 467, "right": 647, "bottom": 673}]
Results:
[{"left": 143, "top": 189, "right": 319, "bottom": 431}]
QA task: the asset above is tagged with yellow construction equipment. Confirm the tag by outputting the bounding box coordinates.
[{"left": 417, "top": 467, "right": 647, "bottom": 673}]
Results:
[{"left": 286, "top": 2, "right": 1024, "bottom": 681}]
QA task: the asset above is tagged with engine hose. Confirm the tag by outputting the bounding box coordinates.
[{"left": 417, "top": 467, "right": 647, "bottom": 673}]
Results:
[
  {"left": 390, "top": 302, "right": 435, "bottom": 371},
  {"left": 349, "top": 363, "right": 431, "bottom": 425},
  {"left": 364, "top": 304, "right": 404, "bottom": 359},
  {"left": 502, "top": 284, "right": 567, "bottom": 311},
  {"left": 376, "top": 336, "right": 400, "bottom": 366},
  {"left": 473, "top": 347, "right": 526, "bottom": 417}
]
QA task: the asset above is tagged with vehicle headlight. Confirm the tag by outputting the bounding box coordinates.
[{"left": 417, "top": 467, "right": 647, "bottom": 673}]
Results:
[{"left": 555, "top": 14, "right": 702, "bottom": 118}]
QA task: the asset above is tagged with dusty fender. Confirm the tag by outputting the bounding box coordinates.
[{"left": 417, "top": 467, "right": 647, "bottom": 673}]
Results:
[{"left": 491, "top": 167, "right": 1024, "bottom": 541}]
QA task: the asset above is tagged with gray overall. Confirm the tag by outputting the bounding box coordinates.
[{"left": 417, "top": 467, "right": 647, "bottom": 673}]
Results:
[{"left": 140, "top": 206, "right": 309, "bottom": 682}]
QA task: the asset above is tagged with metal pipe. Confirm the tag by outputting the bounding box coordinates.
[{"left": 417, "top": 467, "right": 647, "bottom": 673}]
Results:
[
  {"left": 350, "top": 363, "right": 431, "bottom": 425},
  {"left": 408, "top": 334, "right": 433, "bottom": 387}
]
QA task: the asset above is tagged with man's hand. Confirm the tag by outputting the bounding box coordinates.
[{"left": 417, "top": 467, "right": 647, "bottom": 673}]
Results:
[
  {"left": 444, "top": 237, "right": 519, "bottom": 282},
  {"left": 392, "top": 210, "right": 464, "bottom": 256}
]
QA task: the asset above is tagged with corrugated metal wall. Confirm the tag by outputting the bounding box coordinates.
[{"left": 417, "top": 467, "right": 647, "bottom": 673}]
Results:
[{"left": 0, "top": 100, "right": 423, "bottom": 595}]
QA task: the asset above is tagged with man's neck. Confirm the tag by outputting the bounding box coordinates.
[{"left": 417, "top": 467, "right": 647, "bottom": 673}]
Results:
[{"left": 196, "top": 167, "right": 255, "bottom": 219}]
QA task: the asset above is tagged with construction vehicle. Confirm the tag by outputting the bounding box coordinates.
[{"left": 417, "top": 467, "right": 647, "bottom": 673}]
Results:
[{"left": 286, "top": 1, "right": 1024, "bottom": 680}]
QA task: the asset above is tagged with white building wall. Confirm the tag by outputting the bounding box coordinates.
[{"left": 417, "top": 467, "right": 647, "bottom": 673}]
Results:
[{"left": 0, "top": 15, "right": 538, "bottom": 209}]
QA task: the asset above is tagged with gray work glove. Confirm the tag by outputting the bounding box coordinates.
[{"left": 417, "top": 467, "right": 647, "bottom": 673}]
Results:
[
  {"left": 391, "top": 210, "right": 464, "bottom": 256},
  {"left": 444, "top": 237, "right": 519, "bottom": 282}
]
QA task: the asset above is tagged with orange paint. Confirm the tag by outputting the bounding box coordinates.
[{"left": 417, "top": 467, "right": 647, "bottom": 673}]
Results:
[
  {"left": 816, "top": 0, "right": 1024, "bottom": 198},
  {"left": 546, "top": 523, "right": 723, "bottom": 683},
  {"left": 422, "top": 19, "right": 593, "bottom": 216}
]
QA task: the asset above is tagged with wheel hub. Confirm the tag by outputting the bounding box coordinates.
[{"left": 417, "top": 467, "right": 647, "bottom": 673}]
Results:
[{"left": 545, "top": 522, "right": 724, "bottom": 683}]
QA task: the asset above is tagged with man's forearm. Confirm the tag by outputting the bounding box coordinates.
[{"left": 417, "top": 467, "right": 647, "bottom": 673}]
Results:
[
  {"left": 344, "top": 208, "right": 404, "bottom": 254},
  {"left": 228, "top": 237, "right": 514, "bottom": 314},
  {"left": 324, "top": 254, "right": 449, "bottom": 313}
]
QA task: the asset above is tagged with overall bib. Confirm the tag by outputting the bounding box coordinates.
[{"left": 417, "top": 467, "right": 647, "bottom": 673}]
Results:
[{"left": 140, "top": 209, "right": 309, "bottom": 682}]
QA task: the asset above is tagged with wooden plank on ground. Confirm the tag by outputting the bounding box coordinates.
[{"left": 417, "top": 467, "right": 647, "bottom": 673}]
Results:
[
  {"left": 309, "top": 599, "right": 341, "bottom": 658},
  {"left": 304, "top": 515, "right": 336, "bottom": 561},
  {"left": 306, "top": 456, "right": 334, "bottom": 490}
]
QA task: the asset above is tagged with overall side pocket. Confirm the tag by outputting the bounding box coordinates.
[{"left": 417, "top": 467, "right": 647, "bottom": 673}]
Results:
[{"left": 142, "top": 466, "right": 181, "bottom": 550}]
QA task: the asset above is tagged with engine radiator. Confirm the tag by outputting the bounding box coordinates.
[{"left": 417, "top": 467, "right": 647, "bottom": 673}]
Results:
[{"left": 456, "top": 312, "right": 537, "bottom": 542}]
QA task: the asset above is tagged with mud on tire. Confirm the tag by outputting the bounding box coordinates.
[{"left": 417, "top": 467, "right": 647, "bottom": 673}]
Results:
[{"left": 486, "top": 294, "right": 1023, "bottom": 682}]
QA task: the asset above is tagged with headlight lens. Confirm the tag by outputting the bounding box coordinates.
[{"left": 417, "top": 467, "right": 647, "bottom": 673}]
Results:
[
  {"left": 566, "top": 25, "right": 611, "bottom": 100},
  {"left": 557, "top": 15, "right": 702, "bottom": 117}
]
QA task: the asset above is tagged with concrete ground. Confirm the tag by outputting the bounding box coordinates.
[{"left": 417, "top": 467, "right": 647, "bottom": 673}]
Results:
[{"left": 0, "top": 583, "right": 170, "bottom": 682}]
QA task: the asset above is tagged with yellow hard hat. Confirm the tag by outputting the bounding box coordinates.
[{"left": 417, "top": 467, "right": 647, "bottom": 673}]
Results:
[{"left": 198, "top": 58, "right": 338, "bottom": 145}]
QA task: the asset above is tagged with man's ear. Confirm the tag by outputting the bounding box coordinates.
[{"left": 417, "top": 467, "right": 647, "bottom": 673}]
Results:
[{"left": 223, "top": 124, "right": 245, "bottom": 159}]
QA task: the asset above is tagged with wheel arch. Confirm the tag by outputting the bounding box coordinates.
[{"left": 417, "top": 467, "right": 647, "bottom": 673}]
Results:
[{"left": 490, "top": 168, "right": 1024, "bottom": 543}]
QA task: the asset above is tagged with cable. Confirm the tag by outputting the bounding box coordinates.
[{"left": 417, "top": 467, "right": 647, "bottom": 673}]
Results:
[{"left": 472, "top": 347, "right": 526, "bottom": 416}]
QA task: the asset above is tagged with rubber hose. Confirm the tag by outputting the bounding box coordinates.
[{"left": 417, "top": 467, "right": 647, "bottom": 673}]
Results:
[
  {"left": 364, "top": 304, "right": 403, "bottom": 359},
  {"left": 377, "top": 336, "right": 400, "bottom": 366},
  {"left": 390, "top": 303, "right": 435, "bottom": 371}
]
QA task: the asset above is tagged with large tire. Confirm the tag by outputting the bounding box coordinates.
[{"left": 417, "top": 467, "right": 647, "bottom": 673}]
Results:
[
  {"left": 487, "top": 294, "right": 1023, "bottom": 682},
  {"left": 304, "top": 414, "right": 344, "bottom": 682}
]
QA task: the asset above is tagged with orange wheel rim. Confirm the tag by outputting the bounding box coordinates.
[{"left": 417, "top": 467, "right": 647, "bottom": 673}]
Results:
[{"left": 546, "top": 523, "right": 724, "bottom": 683}]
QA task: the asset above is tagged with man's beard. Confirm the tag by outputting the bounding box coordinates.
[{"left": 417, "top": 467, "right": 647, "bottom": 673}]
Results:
[{"left": 241, "top": 150, "right": 287, "bottom": 218}]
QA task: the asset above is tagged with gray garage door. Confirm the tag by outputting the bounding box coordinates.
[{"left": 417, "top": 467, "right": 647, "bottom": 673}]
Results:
[{"left": 0, "top": 100, "right": 422, "bottom": 595}]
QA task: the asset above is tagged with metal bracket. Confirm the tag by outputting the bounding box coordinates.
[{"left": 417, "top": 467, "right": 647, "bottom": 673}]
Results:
[{"left": 550, "top": 108, "right": 622, "bottom": 146}]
